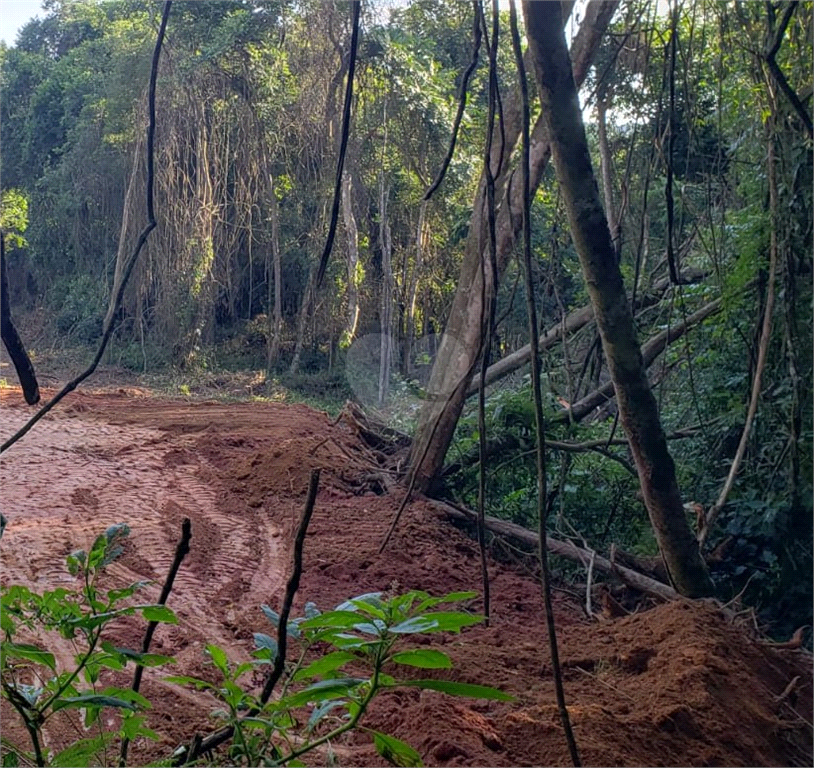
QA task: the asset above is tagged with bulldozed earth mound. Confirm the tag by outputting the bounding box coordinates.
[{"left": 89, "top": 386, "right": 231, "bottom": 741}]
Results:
[{"left": 1, "top": 387, "right": 811, "bottom": 766}]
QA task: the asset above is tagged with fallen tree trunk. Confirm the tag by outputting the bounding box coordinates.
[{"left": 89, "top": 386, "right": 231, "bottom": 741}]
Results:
[
  {"left": 429, "top": 497, "right": 680, "bottom": 602},
  {"left": 552, "top": 296, "right": 723, "bottom": 424},
  {"left": 468, "top": 269, "right": 708, "bottom": 397}
]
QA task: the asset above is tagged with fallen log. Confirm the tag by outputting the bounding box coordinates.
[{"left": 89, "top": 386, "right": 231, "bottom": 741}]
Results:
[
  {"left": 427, "top": 497, "right": 680, "bottom": 602},
  {"left": 467, "top": 269, "right": 709, "bottom": 397}
]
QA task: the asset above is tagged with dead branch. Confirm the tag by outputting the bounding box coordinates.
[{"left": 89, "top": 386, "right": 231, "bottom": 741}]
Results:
[
  {"left": 698, "top": 141, "right": 778, "bottom": 545},
  {"left": 554, "top": 296, "right": 723, "bottom": 424},
  {"left": 468, "top": 269, "right": 708, "bottom": 397},
  {"left": 176, "top": 469, "right": 321, "bottom": 765},
  {"left": 120, "top": 517, "right": 191, "bottom": 767},
  {"left": 431, "top": 497, "right": 680, "bottom": 602}
]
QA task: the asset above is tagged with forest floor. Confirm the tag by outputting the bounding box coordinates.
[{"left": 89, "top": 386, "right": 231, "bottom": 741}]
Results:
[{"left": 1, "top": 380, "right": 812, "bottom": 767}]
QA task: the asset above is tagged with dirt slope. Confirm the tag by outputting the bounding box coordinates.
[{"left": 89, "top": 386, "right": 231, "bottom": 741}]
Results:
[{"left": 1, "top": 387, "right": 811, "bottom": 766}]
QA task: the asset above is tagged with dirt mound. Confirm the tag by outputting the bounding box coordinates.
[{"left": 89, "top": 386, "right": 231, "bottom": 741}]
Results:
[{"left": 1, "top": 388, "right": 811, "bottom": 767}]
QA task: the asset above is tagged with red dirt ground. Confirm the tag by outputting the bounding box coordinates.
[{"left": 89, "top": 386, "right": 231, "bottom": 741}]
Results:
[{"left": 1, "top": 386, "right": 811, "bottom": 767}]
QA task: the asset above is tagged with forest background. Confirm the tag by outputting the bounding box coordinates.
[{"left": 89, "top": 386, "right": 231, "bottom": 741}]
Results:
[{"left": 0, "top": 0, "right": 811, "bottom": 640}]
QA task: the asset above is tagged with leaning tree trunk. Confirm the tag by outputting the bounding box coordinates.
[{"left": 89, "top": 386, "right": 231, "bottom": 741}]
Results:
[
  {"left": 521, "top": 0, "right": 713, "bottom": 598},
  {"left": 1, "top": 235, "right": 40, "bottom": 405},
  {"left": 407, "top": 0, "right": 618, "bottom": 494}
]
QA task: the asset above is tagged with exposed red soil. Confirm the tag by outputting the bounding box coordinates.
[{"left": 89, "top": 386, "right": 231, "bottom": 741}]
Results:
[{"left": 1, "top": 386, "right": 811, "bottom": 767}]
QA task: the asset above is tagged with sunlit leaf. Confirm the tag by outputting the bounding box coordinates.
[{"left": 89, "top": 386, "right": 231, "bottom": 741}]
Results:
[
  {"left": 397, "top": 679, "right": 513, "bottom": 700},
  {"left": 140, "top": 605, "right": 178, "bottom": 624},
  {"left": 389, "top": 649, "right": 452, "bottom": 669}
]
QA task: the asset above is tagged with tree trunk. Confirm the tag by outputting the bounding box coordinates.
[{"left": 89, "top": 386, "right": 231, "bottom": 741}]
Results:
[
  {"left": 378, "top": 174, "right": 393, "bottom": 405},
  {"left": 407, "top": 0, "right": 618, "bottom": 493},
  {"left": 341, "top": 170, "right": 360, "bottom": 345},
  {"left": 290, "top": 268, "right": 315, "bottom": 376},
  {"left": 1, "top": 235, "right": 40, "bottom": 405},
  {"left": 266, "top": 177, "right": 282, "bottom": 371},
  {"left": 521, "top": 0, "right": 713, "bottom": 598},
  {"left": 554, "top": 298, "right": 723, "bottom": 425},
  {"left": 596, "top": 94, "right": 621, "bottom": 258},
  {"left": 404, "top": 200, "right": 427, "bottom": 380}
]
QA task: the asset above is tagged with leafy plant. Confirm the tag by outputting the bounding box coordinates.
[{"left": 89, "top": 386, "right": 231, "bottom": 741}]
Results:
[
  {"left": 1, "top": 524, "right": 177, "bottom": 767},
  {"left": 169, "top": 589, "right": 511, "bottom": 767}
]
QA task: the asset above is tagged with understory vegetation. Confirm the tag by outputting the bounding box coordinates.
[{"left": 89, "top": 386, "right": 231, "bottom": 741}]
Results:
[{"left": 0, "top": 0, "right": 810, "bottom": 667}]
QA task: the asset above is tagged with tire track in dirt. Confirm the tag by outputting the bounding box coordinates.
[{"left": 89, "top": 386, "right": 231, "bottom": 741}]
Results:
[{"left": 0, "top": 405, "right": 287, "bottom": 664}]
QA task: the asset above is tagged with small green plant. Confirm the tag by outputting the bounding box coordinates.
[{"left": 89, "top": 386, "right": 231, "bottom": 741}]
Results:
[
  {"left": 169, "top": 590, "right": 511, "bottom": 766},
  {"left": 1, "top": 524, "right": 178, "bottom": 767}
]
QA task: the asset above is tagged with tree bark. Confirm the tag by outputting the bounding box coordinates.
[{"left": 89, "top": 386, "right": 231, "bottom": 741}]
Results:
[
  {"left": 378, "top": 174, "right": 393, "bottom": 405},
  {"left": 266, "top": 176, "right": 282, "bottom": 371},
  {"left": 341, "top": 170, "right": 360, "bottom": 345},
  {"left": 289, "top": 267, "right": 315, "bottom": 375},
  {"left": 596, "top": 94, "right": 621, "bottom": 258},
  {"left": 407, "top": 0, "right": 618, "bottom": 493},
  {"left": 1, "top": 235, "right": 40, "bottom": 405},
  {"left": 522, "top": 0, "right": 713, "bottom": 598},
  {"left": 431, "top": 498, "right": 680, "bottom": 603}
]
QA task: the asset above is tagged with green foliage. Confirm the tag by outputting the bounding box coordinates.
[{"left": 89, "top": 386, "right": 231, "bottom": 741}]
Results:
[
  {"left": 169, "top": 589, "right": 509, "bottom": 766},
  {"left": 0, "top": 524, "right": 176, "bottom": 767},
  {"left": 0, "top": 189, "right": 29, "bottom": 249}
]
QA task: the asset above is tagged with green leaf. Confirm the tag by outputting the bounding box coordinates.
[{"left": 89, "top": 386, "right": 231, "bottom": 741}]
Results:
[
  {"left": 7, "top": 683, "right": 42, "bottom": 707},
  {"left": 106, "top": 582, "right": 150, "bottom": 603},
  {"left": 353, "top": 620, "right": 386, "bottom": 636},
  {"left": 397, "top": 679, "right": 513, "bottom": 701},
  {"left": 295, "top": 650, "right": 357, "bottom": 680},
  {"left": 2, "top": 642, "right": 56, "bottom": 671},
  {"left": 0, "top": 611, "right": 14, "bottom": 634},
  {"left": 140, "top": 605, "right": 178, "bottom": 624},
  {"left": 300, "top": 610, "right": 366, "bottom": 630},
  {"left": 336, "top": 592, "right": 384, "bottom": 614},
  {"left": 261, "top": 604, "right": 280, "bottom": 626},
  {"left": 51, "top": 735, "right": 113, "bottom": 767},
  {"left": 253, "top": 633, "right": 278, "bottom": 658},
  {"left": 52, "top": 694, "right": 139, "bottom": 713},
  {"left": 101, "top": 644, "right": 174, "bottom": 667},
  {"left": 327, "top": 633, "right": 378, "bottom": 651},
  {"left": 206, "top": 644, "right": 229, "bottom": 674},
  {"left": 390, "top": 612, "right": 483, "bottom": 634},
  {"left": 164, "top": 675, "right": 219, "bottom": 691},
  {"left": 389, "top": 649, "right": 452, "bottom": 669},
  {"left": 371, "top": 730, "right": 424, "bottom": 767},
  {"left": 99, "top": 687, "right": 151, "bottom": 709},
  {"left": 414, "top": 591, "right": 478, "bottom": 613},
  {"left": 121, "top": 714, "right": 143, "bottom": 741},
  {"left": 306, "top": 700, "right": 347, "bottom": 732},
  {"left": 281, "top": 677, "right": 365, "bottom": 707},
  {"left": 260, "top": 604, "right": 301, "bottom": 638},
  {"left": 2, "top": 750, "right": 19, "bottom": 767}
]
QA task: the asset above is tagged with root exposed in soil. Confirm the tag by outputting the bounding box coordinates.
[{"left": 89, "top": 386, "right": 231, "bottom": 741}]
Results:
[{"left": 1, "top": 387, "right": 811, "bottom": 767}]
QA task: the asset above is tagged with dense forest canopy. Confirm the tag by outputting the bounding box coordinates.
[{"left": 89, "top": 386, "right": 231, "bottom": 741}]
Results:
[{"left": 1, "top": 0, "right": 811, "bottom": 636}]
